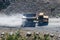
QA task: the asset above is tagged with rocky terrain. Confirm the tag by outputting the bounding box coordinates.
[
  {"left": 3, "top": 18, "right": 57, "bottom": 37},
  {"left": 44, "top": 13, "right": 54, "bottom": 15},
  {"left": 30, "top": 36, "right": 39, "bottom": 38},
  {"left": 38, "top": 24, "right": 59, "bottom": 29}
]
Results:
[{"left": 0, "top": 0, "right": 60, "bottom": 17}]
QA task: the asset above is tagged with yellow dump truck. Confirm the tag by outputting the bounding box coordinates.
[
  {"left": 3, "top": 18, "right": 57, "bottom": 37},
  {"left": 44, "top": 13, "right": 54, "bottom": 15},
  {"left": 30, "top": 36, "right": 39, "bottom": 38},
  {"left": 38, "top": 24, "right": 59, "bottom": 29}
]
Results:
[{"left": 22, "top": 12, "right": 49, "bottom": 27}]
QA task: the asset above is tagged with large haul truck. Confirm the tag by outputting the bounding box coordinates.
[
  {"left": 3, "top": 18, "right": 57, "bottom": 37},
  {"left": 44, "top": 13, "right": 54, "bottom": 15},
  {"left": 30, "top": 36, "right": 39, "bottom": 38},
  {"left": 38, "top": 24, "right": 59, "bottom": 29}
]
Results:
[{"left": 22, "top": 12, "right": 49, "bottom": 27}]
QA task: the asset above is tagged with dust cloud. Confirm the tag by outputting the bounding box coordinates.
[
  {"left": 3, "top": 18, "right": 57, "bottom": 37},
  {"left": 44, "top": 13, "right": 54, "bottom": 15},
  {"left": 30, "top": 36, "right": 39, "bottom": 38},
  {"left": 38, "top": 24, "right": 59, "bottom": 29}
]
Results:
[{"left": 0, "top": 13, "right": 25, "bottom": 27}]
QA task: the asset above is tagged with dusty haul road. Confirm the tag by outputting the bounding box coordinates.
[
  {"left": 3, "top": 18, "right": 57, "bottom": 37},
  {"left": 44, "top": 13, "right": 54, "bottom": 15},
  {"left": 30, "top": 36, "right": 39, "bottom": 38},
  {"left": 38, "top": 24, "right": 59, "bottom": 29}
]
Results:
[{"left": 0, "top": 14, "right": 60, "bottom": 33}]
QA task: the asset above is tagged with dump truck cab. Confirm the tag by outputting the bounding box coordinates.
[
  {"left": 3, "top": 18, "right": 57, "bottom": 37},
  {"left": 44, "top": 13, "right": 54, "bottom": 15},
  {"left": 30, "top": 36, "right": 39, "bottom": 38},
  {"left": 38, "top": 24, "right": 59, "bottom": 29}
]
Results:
[
  {"left": 38, "top": 13, "right": 49, "bottom": 26},
  {"left": 43, "top": 16, "right": 49, "bottom": 23}
]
